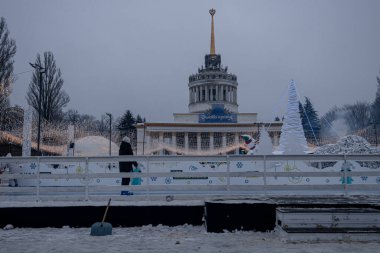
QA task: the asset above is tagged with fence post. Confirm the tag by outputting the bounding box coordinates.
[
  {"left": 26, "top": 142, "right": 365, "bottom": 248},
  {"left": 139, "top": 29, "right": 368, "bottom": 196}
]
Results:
[
  {"left": 85, "top": 157, "right": 89, "bottom": 201},
  {"left": 226, "top": 155, "right": 230, "bottom": 194},
  {"left": 263, "top": 155, "right": 267, "bottom": 196},
  {"left": 343, "top": 154, "right": 348, "bottom": 196},
  {"left": 146, "top": 156, "right": 150, "bottom": 201},
  {"left": 36, "top": 157, "right": 40, "bottom": 202}
]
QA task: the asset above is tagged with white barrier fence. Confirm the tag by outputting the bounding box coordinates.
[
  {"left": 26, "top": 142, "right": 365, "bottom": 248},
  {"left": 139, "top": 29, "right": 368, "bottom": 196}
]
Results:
[{"left": 0, "top": 155, "right": 380, "bottom": 202}]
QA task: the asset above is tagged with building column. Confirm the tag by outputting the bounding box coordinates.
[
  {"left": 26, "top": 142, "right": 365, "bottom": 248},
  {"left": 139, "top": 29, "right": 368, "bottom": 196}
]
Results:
[
  {"left": 222, "top": 132, "right": 227, "bottom": 153},
  {"left": 235, "top": 132, "right": 240, "bottom": 154},
  {"left": 274, "top": 132, "right": 279, "bottom": 146},
  {"left": 159, "top": 132, "right": 164, "bottom": 155},
  {"left": 145, "top": 133, "right": 151, "bottom": 155},
  {"left": 184, "top": 132, "right": 189, "bottom": 154},
  {"left": 197, "top": 132, "right": 201, "bottom": 153},
  {"left": 172, "top": 132, "right": 176, "bottom": 153},
  {"left": 205, "top": 85, "right": 209, "bottom": 101},
  {"left": 209, "top": 132, "right": 214, "bottom": 151}
]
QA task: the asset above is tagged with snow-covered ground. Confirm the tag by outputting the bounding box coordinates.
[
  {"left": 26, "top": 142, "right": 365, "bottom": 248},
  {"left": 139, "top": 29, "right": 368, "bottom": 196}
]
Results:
[{"left": 1, "top": 225, "right": 379, "bottom": 253}]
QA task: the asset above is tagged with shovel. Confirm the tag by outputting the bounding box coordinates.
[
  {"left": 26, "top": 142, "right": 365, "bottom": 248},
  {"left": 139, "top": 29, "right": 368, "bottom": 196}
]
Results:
[{"left": 90, "top": 198, "right": 112, "bottom": 236}]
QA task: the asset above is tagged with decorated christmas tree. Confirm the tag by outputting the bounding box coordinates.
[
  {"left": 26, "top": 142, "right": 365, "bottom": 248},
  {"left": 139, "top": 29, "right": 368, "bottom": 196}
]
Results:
[{"left": 277, "top": 80, "right": 308, "bottom": 154}]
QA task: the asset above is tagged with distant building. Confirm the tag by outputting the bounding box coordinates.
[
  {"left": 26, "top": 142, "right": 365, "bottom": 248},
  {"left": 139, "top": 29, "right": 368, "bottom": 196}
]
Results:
[{"left": 136, "top": 9, "right": 282, "bottom": 155}]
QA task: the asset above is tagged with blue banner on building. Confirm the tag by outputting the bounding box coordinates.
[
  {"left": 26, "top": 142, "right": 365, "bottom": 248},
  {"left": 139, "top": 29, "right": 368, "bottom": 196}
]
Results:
[{"left": 199, "top": 104, "right": 237, "bottom": 123}]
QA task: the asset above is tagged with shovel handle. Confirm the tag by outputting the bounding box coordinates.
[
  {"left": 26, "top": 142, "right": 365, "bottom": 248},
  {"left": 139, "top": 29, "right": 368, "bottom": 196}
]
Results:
[{"left": 102, "top": 198, "right": 111, "bottom": 223}]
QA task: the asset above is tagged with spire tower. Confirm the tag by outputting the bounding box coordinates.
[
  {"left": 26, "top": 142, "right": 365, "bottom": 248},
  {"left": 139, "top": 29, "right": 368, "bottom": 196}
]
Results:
[
  {"left": 209, "top": 9, "right": 216, "bottom": 55},
  {"left": 188, "top": 9, "right": 238, "bottom": 114}
]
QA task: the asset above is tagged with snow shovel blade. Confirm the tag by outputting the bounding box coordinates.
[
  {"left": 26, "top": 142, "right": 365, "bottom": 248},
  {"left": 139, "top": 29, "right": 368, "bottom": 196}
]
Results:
[
  {"left": 90, "top": 222, "right": 112, "bottom": 236},
  {"left": 90, "top": 198, "right": 112, "bottom": 236}
]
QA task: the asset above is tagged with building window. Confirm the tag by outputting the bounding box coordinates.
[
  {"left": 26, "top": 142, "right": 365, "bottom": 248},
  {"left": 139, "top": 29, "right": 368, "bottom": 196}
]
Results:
[
  {"left": 226, "top": 133, "right": 235, "bottom": 147},
  {"left": 176, "top": 133, "right": 185, "bottom": 149},
  {"left": 188, "top": 132, "right": 197, "bottom": 150},
  {"left": 214, "top": 132, "right": 222, "bottom": 149},
  {"left": 201, "top": 132, "right": 210, "bottom": 150}
]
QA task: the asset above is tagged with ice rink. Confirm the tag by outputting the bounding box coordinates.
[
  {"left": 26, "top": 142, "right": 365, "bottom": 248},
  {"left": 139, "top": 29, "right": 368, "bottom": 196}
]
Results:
[{"left": 1, "top": 225, "right": 380, "bottom": 253}]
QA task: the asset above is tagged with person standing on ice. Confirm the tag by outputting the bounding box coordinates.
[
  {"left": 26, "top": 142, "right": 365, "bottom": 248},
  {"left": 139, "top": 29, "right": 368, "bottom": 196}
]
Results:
[{"left": 118, "top": 136, "right": 138, "bottom": 185}]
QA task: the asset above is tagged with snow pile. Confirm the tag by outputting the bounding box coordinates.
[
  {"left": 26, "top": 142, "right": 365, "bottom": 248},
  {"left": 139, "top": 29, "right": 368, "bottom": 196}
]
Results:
[
  {"left": 314, "top": 135, "right": 380, "bottom": 169},
  {"left": 74, "top": 136, "right": 119, "bottom": 156},
  {"left": 315, "top": 135, "right": 379, "bottom": 155}
]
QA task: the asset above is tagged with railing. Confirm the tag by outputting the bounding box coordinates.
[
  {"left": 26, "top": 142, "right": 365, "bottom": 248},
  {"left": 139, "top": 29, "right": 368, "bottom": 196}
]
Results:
[{"left": 0, "top": 155, "right": 380, "bottom": 202}]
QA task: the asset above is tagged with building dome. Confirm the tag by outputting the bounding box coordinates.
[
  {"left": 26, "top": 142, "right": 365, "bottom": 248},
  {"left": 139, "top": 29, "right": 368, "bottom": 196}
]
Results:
[{"left": 188, "top": 9, "right": 238, "bottom": 113}]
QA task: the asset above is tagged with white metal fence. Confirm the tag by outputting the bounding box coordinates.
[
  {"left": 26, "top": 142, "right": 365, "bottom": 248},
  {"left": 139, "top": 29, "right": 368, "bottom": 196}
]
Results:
[{"left": 1, "top": 154, "right": 380, "bottom": 202}]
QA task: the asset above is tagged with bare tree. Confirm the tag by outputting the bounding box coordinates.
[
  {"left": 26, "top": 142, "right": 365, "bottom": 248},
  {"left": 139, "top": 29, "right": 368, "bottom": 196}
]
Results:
[
  {"left": 0, "top": 17, "right": 16, "bottom": 119},
  {"left": 26, "top": 52, "right": 70, "bottom": 122},
  {"left": 343, "top": 102, "right": 371, "bottom": 132}
]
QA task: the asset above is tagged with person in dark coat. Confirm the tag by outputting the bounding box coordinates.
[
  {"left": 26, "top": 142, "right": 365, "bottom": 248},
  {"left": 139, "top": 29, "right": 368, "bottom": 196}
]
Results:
[{"left": 119, "top": 136, "right": 138, "bottom": 185}]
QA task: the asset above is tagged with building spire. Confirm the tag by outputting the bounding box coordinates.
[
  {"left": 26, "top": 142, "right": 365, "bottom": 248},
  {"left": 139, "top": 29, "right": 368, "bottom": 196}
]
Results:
[{"left": 209, "top": 9, "right": 216, "bottom": 55}]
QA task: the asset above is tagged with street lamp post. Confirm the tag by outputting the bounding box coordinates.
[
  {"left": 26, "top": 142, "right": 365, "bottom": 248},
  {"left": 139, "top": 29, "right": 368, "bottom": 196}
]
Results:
[
  {"left": 106, "top": 113, "right": 112, "bottom": 156},
  {"left": 29, "top": 62, "right": 45, "bottom": 156}
]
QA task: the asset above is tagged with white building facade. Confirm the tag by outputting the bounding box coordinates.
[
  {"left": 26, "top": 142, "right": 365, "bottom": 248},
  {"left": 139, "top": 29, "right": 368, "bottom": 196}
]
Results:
[{"left": 136, "top": 9, "right": 282, "bottom": 155}]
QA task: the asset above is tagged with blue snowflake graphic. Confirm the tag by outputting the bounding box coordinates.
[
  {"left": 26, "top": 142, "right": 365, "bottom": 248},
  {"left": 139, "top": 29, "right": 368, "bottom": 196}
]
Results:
[
  {"left": 360, "top": 176, "right": 368, "bottom": 181},
  {"left": 165, "top": 177, "right": 172, "bottom": 184},
  {"left": 236, "top": 162, "right": 243, "bottom": 169},
  {"left": 30, "top": 163, "right": 36, "bottom": 170}
]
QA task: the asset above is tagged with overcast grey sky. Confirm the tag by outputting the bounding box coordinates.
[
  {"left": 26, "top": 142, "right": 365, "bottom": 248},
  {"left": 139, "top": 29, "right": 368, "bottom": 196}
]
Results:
[{"left": 2, "top": 0, "right": 380, "bottom": 122}]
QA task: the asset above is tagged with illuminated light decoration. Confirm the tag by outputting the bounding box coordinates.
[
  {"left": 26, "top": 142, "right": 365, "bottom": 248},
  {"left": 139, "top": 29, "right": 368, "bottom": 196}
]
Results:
[
  {"left": 277, "top": 80, "right": 308, "bottom": 154},
  {"left": 241, "top": 134, "right": 256, "bottom": 154}
]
